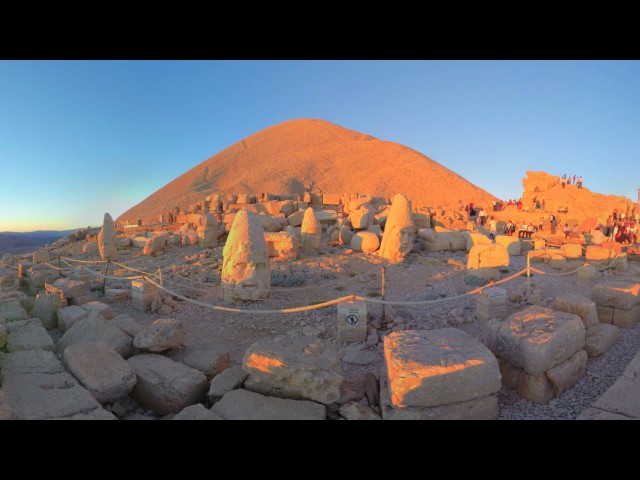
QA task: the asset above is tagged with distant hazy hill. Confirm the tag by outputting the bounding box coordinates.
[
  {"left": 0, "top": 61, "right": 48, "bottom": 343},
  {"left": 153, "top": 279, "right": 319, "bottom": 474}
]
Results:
[
  {"left": 117, "top": 118, "right": 497, "bottom": 223},
  {"left": 0, "top": 230, "right": 75, "bottom": 256}
]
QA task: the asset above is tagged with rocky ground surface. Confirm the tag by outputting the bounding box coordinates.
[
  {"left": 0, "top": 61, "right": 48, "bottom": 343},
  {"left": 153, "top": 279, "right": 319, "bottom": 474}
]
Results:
[{"left": 2, "top": 230, "right": 633, "bottom": 420}]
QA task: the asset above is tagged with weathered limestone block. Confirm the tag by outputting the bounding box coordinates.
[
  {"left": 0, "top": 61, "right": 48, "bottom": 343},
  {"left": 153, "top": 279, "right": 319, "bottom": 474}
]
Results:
[
  {"left": 546, "top": 251, "right": 566, "bottom": 269},
  {"left": 300, "top": 207, "right": 322, "bottom": 255},
  {"left": 339, "top": 401, "right": 381, "bottom": 420},
  {"left": 133, "top": 318, "right": 185, "bottom": 352},
  {"left": 498, "top": 358, "right": 522, "bottom": 390},
  {"left": 315, "top": 210, "right": 337, "bottom": 225},
  {"left": 383, "top": 329, "right": 501, "bottom": 408},
  {"left": 143, "top": 233, "right": 170, "bottom": 256},
  {"left": 379, "top": 370, "right": 498, "bottom": 420},
  {"left": 596, "top": 305, "right": 614, "bottom": 324},
  {"left": 264, "top": 231, "right": 299, "bottom": 260},
  {"left": 132, "top": 236, "right": 148, "bottom": 248},
  {"left": 97, "top": 213, "right": 118, "bottom": 261},
  {"left": 350, "top": 231, "right": 380, "bottom": 254},
  {"left": 117, "top": 237, "right": 132, "bottom": 249},
  {"left": 546, "top": 349, "right": 587, "bottom": 396},
  {"left": 585, "top": 323, "right": 621, "bottom": 357},
  {"left": 577, "top": 266, "right": 600, "bottom": 287},
  {"left": 173, "top": 404, "right": 223, "bottom": 420},
  {"left": 257, "top": 213, "right": 283, "bottom": 233},
  {"left": 207, "top": 365, "right": 248, "bottom": 403},
  {"left": 196, "top": 213, "right": 218, "bottom": 249},
  {"left": 516, "top": 371, "right": 556, "bottom": 405},
  {"left": 496, "top": 306, "right": 586, "bottom": 375},
  {"left": 211, "top": 389, "right": 326, "bottom": 420},
  {"left": 63, "top": 341, "right": 137, "bottom": 403},
  {"left": 378, "top": 193, "right": 415, "bottom": 262},
  {"left": 338, "top": 226, "right": 354, "bottom": 246},
  {"left": 5, "top": 318, "right": 55, "bottom": 352},
  {"left": 592, "top": 281, "right": 640, "bottom": 310},
  {"left": 287, "top": 210, "right": 305, "bottom": 227},
  {"left": 182, "top": 348, "right": 230, "bottom": 379},
  {"left": 81, "top": 301, "right": 115, "bottom": 320},
  {"left": 82, "top": 242, "right": 99, "bottom": 255},
  {"left": 242, "top": 335, "right": 343, "bottom": 405},
  {"left": 50, "top": 278, "right": 90, "bottom": 299},
  {"left": 585, "top": 246, "right": 621, "bottom": 268},
  {"left": 466, "top": 243, "right": 509, "bottom": 284},
  {"left": 417, "top": 228, "right": 466, "bottom": 252},
  {"left": 127, "top": 354, "right": 210, "bottom": 416},
  {"left": 32, "top": 293, "right": 67, "bottom": 330},
  {"left": 32, "top": 249, "right": 50, "bottom": 263},
  {"left": 110, "top": 313, "right": 145, "bottom": 337},
  {"left": 465, "top": 232, "right": 493, "bottom": 252},
  {"left": 495, "top": 235, "right": 521, "bottom": 256},
  {"left": 611, "top": 305, "right": 640, "bottom": 329},
  {"left": 57, "top": 311, "right": 135, "bottom": 358},
  {"left": 553, "top": 294, "right": 599, "bottom": 336},
  {"left": 561, "top": 243, "right": 583, "bottom": 259},
  {"left": 349, "top": 204, "right": 375, "bottom": 229},
  {"left": 0, "top": 349, "right": 105, "bottom": 420},
  {"left": 0, "top": 299, "right": 30, "bottom": 322},
  {"left": 411, "top": 213, "right": 429, "bottom": 229}
]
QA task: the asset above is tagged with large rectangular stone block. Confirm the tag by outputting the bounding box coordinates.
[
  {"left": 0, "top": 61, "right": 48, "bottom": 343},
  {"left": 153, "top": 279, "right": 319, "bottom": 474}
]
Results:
[
  {"left": 131, "top": 279, "right": 159, "bottom": 311},
  {"left": 496, "top": 306, "right": 585, "bottom": 375},
  {"left": 383, "top": 328, "right": 501, "bottom": 408},
  {"left": 592, "top": 281, "right": 640, "bottom": 310},
  {"left": 612, "top": 305, "right": 640, "bottom": 329}
]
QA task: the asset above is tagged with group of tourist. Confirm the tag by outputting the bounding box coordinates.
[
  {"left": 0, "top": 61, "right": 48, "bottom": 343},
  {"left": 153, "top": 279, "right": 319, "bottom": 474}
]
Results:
[{"left": 559, "top": 173, "right": 583, "bottom": 189}]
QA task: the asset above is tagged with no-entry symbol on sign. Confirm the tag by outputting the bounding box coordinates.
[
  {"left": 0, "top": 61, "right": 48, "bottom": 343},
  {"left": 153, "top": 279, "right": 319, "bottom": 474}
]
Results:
[{"left": 345, "top": 314, "right": 359, "bottom": 325}]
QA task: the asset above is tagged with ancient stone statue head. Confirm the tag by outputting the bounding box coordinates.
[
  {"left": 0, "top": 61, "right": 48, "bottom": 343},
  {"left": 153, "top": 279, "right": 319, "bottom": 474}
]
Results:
[
  {"left": 222, "top": 209, "right": 270, "bottom": 301},
  {"left": 379, "top": 193, "right": 415, "bottom": 261}
]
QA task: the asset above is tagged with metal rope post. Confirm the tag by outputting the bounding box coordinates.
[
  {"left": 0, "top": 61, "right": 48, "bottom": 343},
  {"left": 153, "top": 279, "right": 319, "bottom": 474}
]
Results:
[
  {"left": 57, "top": 256, "right": 62, "bottom": 277},
  {"left": 102, "top": 260, "right": 109, "bottom": 294},
  {"left": 381, "top": 266, "right": 386, "bottom": 325}
]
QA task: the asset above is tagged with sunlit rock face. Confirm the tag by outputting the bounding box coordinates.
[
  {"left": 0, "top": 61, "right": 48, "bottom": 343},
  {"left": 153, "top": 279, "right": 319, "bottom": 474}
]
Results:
[
  {"left": 300, "top": 207, "right": 321, "bottom": 255},
  {"left": 378, "top": 194, "right": 415, "bottom": 262},
  {"left": 97, "top": 213, "right": 117, "bottom": 261},
  {"left": 197, "top": 213, "right": 218, "bottom": 248},
  {"left": 222, "top": 210, "right": 270, "bottom": 302}
]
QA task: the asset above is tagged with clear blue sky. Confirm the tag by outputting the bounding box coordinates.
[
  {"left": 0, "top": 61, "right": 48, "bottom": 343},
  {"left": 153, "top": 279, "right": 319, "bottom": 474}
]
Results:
[{"left": 1, "top": 60, "right": 638, "bottom": 232}]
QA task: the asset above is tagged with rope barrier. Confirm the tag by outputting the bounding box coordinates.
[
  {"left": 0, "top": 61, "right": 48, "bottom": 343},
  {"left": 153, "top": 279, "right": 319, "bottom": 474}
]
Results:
[
  {"left": 59, "top": 256, "right": 108, "bottom": 264},
  {"left": 143, "top": 275, "right": 356, "bottom": 314}
]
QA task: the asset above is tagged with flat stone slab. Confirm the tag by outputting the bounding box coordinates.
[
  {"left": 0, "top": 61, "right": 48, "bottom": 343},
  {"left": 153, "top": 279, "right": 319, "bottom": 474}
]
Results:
[
  {"left": 592, "top": 281, "right": 640, "bottom": 310},
  {"left": 591, "top": 351, "right": 640, "bottom": 419},
  {"left": 49, "top": 278, "right": 90, "bottom": 299},
  {"left": 63, "top": 341, "right": 137, "bottom": 403},
  {"left": 242, "top": 334, "right": 343, "bottom": 405},
  {"left": 577, "top": 407, "right": 636, "bottom": 420},
  {"left": 5, "top": 318, "right": 55, "bottom": 352},
  {"left": 173, "top": 403, "right": 223, "bottom": 420},
  {"left": 0, "top": 349, "right": 104, "bottom": 420},
  {"left": 57, "top": 311, "right": 134, "bottom": 358},
  {"left": 211, "top": 388, "right": 326, "bottom": 420},
  {"left": 56, "top": 305, "right": 89, "bottom": 333},
  {"left": 383, "top": 328, "right": 501, "bottom": 408},
  {"left": 127, "top": 353, "right": 208, "bottom": 416},
  {"left": 495, "top": 306, "right": 585, "bottom": 375}
]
